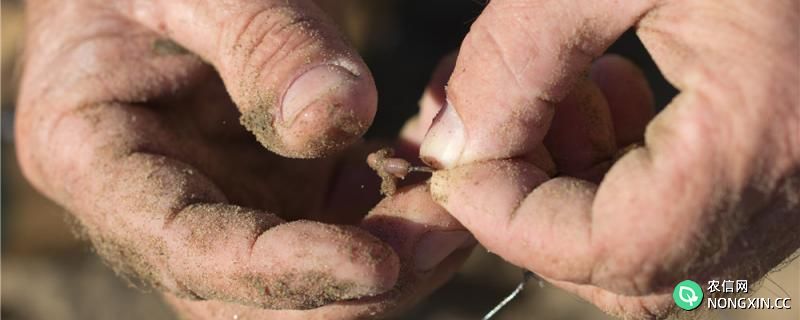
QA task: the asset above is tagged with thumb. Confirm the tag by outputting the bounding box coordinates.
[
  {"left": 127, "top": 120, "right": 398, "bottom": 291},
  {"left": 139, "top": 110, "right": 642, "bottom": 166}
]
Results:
[
  {"left": 123, "top": 0, "right": 376, "bottom": 158},
  {"left": 420, "top": 0, "right": 654, "bottom": 168}
]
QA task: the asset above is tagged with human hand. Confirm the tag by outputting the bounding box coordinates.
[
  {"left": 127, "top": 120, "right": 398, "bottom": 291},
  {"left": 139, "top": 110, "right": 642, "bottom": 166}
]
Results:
[
  {"left": 421, "top": 0, "right": 799, "bottom": 318},
  {"left": 16, "top": 0, "right": 472, "bottom": 318}
]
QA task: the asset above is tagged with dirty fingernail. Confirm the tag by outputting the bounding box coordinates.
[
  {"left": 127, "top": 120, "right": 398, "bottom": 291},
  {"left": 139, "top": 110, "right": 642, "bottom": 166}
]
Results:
[
  {"left": 282, "top": 64, "right": 359, "bottom": 125},
  {"left": 414, "top": 230, "right": 473, "bottom": 272},
  {"left": 420, "top": 102, "right": 465, "bottom": 169}
]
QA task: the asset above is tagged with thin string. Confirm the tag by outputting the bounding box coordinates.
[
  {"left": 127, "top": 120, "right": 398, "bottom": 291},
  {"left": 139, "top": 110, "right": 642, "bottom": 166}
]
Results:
[
  {"left": 409, "top": 166, "right": 435, "bottom": 173},
  {"left": 483, "top": 271, "right": 537, "bottom": 320}
]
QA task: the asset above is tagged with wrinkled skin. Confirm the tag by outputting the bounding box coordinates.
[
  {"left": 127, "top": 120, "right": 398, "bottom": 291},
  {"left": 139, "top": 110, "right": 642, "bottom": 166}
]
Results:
[
  {"left": 420, "top": 0, "right": 800, "bottom": 318},
  {"left": 16, "top": 0, "right": 472, "bottom": 319}
]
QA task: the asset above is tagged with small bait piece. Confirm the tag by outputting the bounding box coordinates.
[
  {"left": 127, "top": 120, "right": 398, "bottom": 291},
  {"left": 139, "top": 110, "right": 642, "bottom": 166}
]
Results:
[{"left": 367, "top": 148, "right": 433, "bottom": 196}]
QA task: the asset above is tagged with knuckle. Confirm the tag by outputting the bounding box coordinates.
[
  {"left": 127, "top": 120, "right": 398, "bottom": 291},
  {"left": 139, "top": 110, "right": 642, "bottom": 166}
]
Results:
[
  {"left": 222, "top": 5, "right": 324, "bottom": 79},
  {"left": 464, "top": 21, "right": 527, "bottom": 90}
]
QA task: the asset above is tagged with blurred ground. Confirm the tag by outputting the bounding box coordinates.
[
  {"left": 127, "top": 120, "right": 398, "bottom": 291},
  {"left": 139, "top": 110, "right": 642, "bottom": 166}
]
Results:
[{"left": 2, "top": 1, "right": 798, "bottom": 319}]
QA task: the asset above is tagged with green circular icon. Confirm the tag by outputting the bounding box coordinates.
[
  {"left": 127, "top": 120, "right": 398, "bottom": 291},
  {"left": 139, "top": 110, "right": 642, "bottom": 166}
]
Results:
[{"left": 673, "top": 280, "right": 703, "bottom": 311}]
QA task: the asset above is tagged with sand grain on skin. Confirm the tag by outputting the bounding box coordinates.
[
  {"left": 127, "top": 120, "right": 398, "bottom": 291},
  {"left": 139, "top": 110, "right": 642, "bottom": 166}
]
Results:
[
  {"left": 239, "top": 96, "right": 368, "bottom": 159},
  {"left": 240, "top": 223, "right": 397, "bottom": 309},
  {"left": 256, "top": 271, "right": 359, "bottom": 310}
]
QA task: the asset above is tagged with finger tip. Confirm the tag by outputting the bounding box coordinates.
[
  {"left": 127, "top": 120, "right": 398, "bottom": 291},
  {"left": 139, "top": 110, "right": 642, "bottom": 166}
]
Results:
[
  {"left": 242, "top": 65, "right": 377, "bottom": 159},
  {"left": 334, "top": 225, "right": 401, "bottom": 296},
  {"left": 419, "top": 103, "right": 465, "bottom": 169},
  {"left": 249, "top": 221, "right": 399, "bottom": 308},
  {"left": 277, "top": 105, "right": 373, "bottom": 159}
]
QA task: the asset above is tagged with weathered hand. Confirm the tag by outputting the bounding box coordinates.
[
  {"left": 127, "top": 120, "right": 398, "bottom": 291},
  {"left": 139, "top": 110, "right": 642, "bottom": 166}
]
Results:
[
  {"left": 421, "top": 0, "right": 799, "bottom": 318},
  {"left": 16, "top": 0, "right": 472, "bottom": 318}
]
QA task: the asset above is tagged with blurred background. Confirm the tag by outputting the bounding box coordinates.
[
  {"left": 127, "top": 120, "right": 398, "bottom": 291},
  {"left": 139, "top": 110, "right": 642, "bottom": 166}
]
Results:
[{"left": 2, "top": 0, "right": 797, "bottom": 319}]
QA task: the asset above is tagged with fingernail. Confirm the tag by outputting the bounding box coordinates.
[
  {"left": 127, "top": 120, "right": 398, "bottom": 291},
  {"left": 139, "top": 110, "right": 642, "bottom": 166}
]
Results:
[
  {"left": 282, "top": 65, "right": 359, "bottom": 125},
  {"left": 420, "top": 102, "right": 465, "bottom": 169},
  {"left": 414, "top": 230, "right": 473, "bottom": 272}
]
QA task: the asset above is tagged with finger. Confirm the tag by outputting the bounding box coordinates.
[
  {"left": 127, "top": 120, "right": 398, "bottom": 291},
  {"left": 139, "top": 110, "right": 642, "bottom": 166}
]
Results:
[
  {"left": 122, "top": 0, "right": 377, "bottom": 158},
  {"left": 164, "top": 184, "right": 474, "bottom": 320},
  {"left": 589, "top": 54, "right": 655, "bottom": 147},
  {"left": 420, "top": 0, "right": 655, "bottom": 168},
  {"left": 171, "top": 211, "right": 399, "bottom": 309},
  {"left": 543, "top": 78, "right": 616, "bottom": 182},
  {"left": 429, "top": 161, "right": 593, "bottom": 282},
  {"left": 399, "top": 53, "right": 457, "bottom": 150},
  {"left": 537, "top": 55, "right": 654, "bottom": 183},
  {"left": 544, "top": 53, "right": 657, "bottom": 179}
]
